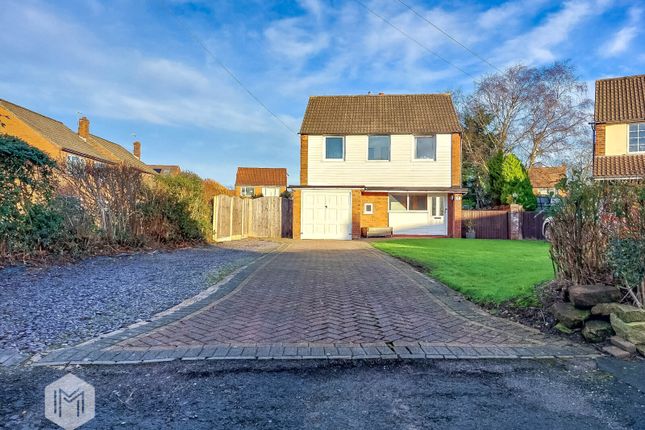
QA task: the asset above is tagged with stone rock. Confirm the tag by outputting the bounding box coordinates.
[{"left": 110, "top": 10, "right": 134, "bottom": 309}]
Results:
[
  {"left": 602, "top": 345, "right": 632, "bottom": 359},
  {"left": 591, "top": 302, "right": 625, "bottom": 316},
  {"left": 610, "top": 336, "right": 637, "bottom": 353},
  {"left": 550, "top": 302, "right": 591, "bottom": 328},
  {"left": 610, "top": 314, "right": 645, "bottom": 345},
  {"left": 582, "top": 320, "right": 614, "bottom": 343},
  {"left": 637, "top": 344, "right": 645, "bottom": 357},
  {"left": 569, "top": 284, "right": 621, "bottom": 308},
  {"left": 554, "top": 322, "right": 574, "bottom": 334},
  {"left": 614, "top": 305, "right": 645, "bottom": 323}
]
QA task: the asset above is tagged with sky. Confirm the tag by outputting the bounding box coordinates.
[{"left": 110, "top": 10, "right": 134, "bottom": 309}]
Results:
[{"left": 1, "top": 0, "right": 643, "bottom": 186}]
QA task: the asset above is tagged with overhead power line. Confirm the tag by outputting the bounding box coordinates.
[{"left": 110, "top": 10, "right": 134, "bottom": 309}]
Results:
[
  {"left": 178, "top": 20, "right": 297, "bottom": 134},
  {"left": 352, "top": 0, "right": 475, "bottom": 79},
  {"left": 396, "top": 0, "right": 502, "bottom": 73}
]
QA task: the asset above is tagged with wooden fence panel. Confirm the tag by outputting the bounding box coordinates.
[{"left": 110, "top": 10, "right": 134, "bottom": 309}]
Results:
[
  {"left": 522, "top": 211, "right": 546, "bottom": 240},
  {"left": 213, "top": 195, "right": 292, "bottom": 242},
  {"left": 462, "top": 210, "right": 509, "bottom": 239}
]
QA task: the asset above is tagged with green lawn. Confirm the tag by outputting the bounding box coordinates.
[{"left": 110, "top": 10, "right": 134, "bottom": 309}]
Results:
[{"left": 373, "top": 238, "right": 554, "bottom": 306}]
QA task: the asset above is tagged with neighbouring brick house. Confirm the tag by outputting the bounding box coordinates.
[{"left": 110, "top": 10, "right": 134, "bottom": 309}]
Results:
[
  {"left": 528, "top": 165, "right": 566, "bottom": 195},
  {"left": 234, "top": 167, "right": 288, "bottom": 197},
  {"left": 292, "top": 93, "right": 465, "bottom": 240},
  {"left": 0, "top": 99, "right": 155, "bottom": 174},
  {"left": 593, "top": 74, "right": 645, "bottom": 180}
]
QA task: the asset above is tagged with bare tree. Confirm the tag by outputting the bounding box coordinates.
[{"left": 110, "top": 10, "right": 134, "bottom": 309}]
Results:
[{"left": 465, "top": 62, "right": 592, "bottom": 169}]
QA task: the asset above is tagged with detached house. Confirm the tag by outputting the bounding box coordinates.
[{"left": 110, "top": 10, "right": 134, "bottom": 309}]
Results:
[
  {"left": 0, "top": 99, "right": 154, "bottom": 174},
  {"left": 292, "top": 93, "right": 465, "bottom": 240},
  {"left": 593, "top": 74, "right": 645, "bottom": 180},
  {"left": 235, "top": 167, "right": 288, "bottom": 197}
]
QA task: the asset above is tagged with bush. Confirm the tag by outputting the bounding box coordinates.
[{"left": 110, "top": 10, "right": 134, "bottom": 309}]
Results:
[
  {"left": 0, "top": 135, "right": 61, "bottom": 258},
  {"left": 488, "top": 152, "right": 537, "bottom": 210}
]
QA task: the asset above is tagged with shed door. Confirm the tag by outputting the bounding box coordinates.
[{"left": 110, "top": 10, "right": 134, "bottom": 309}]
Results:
[{"left": 301, "top": 190, "right": 352, "bottom": 240}]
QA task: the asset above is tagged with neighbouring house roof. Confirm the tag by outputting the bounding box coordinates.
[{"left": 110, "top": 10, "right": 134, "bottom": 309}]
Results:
[
  {"left": 593, "top": 154, "right": 645, "bottom": 179},
  {"left": 235, "top": 167, "right": 287, "bottom": 186},
  {"left": 0, "top": 99, "right": 155, "bottom": 173},
  {"left": 0, "top": 99, "right": 111, "bottom": 162},
  {"left": 527, "top": 165, "right": 567, "bottom": 189},
  {"left": 595, "top": 74, "right": 645, "bottom": 124},
  {"left": 88, "top": 135, "right": 156, "bottom": 174},
  {"left": 149, "top": 165, "right": 182, "bottom": 175},
  {"left": 299, "top": 94, "right": 461, "bottom": 135}
]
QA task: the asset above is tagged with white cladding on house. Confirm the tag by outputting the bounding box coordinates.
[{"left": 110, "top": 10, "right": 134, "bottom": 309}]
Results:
[{"left": 306, "top": 134, "right": 452, "bottom": 187}]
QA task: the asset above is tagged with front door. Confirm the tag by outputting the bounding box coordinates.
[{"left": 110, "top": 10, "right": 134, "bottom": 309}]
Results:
[{"left": 428, "top": 194, "right": 446, "bottom": 226}]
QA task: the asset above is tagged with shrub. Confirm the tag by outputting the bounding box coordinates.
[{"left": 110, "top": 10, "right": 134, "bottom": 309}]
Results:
[
  {"left": 0, "top": 135, "right": 61, "bottom": 258},
  {"left": 154, "top": 172, "right": 210, "bottom": 238},
  {"left": 548, "top": 173, "right": 609, "bottom": 285},
  {"left": 487, "top": 152, "right": 537, "bottom": 210}
]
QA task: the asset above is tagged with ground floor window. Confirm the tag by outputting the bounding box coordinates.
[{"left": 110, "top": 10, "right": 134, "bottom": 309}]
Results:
[
  {"left": 388, "top": 193, "right": 428, "bottom": 212},
  {"left": 262, "top": 186, "right": 280, "bottom": 196},
  {"left": 241, "top": 186, "right": 255, "bottom": 197}
]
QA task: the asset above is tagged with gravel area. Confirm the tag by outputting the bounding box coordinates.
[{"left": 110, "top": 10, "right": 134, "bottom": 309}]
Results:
[{"left": 0, "top": 240, "right": 278, "bottom": 354}]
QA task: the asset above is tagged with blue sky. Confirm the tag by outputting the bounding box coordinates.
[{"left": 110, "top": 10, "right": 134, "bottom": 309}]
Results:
[{"left": 1, "top": 0, "right": 643, "bottom": 186}]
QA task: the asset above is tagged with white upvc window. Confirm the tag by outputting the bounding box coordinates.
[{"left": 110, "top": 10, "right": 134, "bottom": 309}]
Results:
[
  {"left": 388, "top": 193, "right": 428, "bottom": 212},
  {"left": 629, "top": 123, "right": 645, "bottom": 153},
  {"left": 240, "top": 186, "right": 255, "bottom": 197},
  {"left": 368, "top": 135, "right": 391, "bottom": 161},
  {"left": 262, "top": 186, "right": 280, "bottom": 197},
  {"left": 324, "top": 136, "right": 345, "bottom": 160},
  {"left": 363, "top": 203, "right": 374, "bottom": 214},
  {"left": 414, "top": 136, "right": 436, "bottom": 160}
]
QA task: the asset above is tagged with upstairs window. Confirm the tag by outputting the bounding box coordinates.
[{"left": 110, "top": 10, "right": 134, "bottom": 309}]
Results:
[
  {"left": 368, "top": 135, "right": 390, "bottom": 161},
  {"left": 325, "top": 136, "right": 344, "bottom": 160},
  {"left": 629, "top": 123, "right": 645, "bottom": 153},
  {"left": 415, "top": 136, "right": 436, "bottom": 160}
]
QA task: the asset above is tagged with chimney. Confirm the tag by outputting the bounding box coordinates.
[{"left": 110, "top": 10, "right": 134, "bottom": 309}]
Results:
[
  {"left": 133, "top": 141, "right": 141, "bottom": 159},
  {"left": 78, "top": 116, "right": 89, "bottom": 139}
]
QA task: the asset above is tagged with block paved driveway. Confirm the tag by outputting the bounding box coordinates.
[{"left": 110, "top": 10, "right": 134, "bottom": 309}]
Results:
[{"left": 38, "top": 241, "right": 593, "bottom": 365}]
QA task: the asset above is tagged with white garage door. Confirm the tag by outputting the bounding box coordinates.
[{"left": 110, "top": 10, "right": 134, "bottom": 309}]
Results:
[{"left": 301, "top": 190, "right": 352, "bottom": 240}]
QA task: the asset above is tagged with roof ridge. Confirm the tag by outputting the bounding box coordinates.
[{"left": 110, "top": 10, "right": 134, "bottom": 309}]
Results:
[
  {"left": 596, "top": 74, "right": 645, "bottom": 83},
  {"left": 308, "top": 93, "right": 452, "bottom": 98},
  {"left": 0, "top": 98, "right": 66, "bottom": 125}
]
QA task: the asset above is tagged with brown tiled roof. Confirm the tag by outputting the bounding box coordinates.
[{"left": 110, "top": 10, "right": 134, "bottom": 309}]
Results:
[
  {"left": 235, "top": 167, "right": 287, "bottom": 186},
  {"left": 0, "top": 99, "right": 155, "bottom": 173},
  {"left": 593, "top": 154, "right": 645, "bottom": 179},
  {"left": 0, "top": 99, "right": 112, "bottom": 162},
  {"left": 88, "top": 135, "right": 156, "bottom": 174},
  {"left": 527, "top": 165, "right": 567, "bottom": 188},
  {"left": 300, "top": 94, "right": 461, "bottom": 135},
  {"left": 595, "top": 74, "right": 645, "bottom": 124}
]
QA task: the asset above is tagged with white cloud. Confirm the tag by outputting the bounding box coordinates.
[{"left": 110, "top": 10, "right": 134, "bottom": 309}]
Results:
[
  {"left": 493, "top": 0, "right": 611, "bottom": 66},
  {"left": 600, "top": 6, "right": 641, "bottom": 57}
]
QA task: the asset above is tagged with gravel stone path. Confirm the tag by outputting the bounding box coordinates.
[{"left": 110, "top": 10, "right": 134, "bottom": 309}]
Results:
[{"left": 0, "top": 240, "right": 277, "bottom": 354}]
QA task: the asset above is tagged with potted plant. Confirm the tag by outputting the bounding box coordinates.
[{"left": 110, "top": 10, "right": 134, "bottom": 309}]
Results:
[{"left": 465, "top": 219, "right": 476, "bottom": 239}]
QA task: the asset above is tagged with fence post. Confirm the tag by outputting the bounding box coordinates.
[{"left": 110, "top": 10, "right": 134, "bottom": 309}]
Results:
[
  {"left": 212, "top": 195, "right": 219, "bottom": 241},
  {"left": 508, "top": 204, "right": 523, "bottom": 240}
]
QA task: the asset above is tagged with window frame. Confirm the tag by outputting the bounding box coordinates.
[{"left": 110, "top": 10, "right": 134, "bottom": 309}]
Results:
[
  {"left": 413, "top": 135, "right": 437, "bottom": 161},
  {"left": 240, "top": 186, "right": 255, "bottom": 197},
  {"left": 367, "top": 135, "right": 391, "bottom": 161},
  {"left": 628, "top": 122, "right": 645, "bottom": 153},
  {"left": 388, "top": 193, "right": 429, "bottom": 213},
  {"left": 363, "top": 203, "right": 374, "bottom": 215},
  {"left": 323, "top": 136, "right": 345, "bottom": 161}
]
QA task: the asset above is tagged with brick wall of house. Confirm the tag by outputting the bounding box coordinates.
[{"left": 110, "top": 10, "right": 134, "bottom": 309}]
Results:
[
  {"left": 451, "top": 132, "right": 462, "bottom": 187},
  {"left": 292, "top": 189, "right": 301, "bottom": 239},
  {"left": 351, "top": 189, "right": 362, "bottom": 239},
  {"left": 0, "top": 106, "right": 63, "bottom": 160},
  {"left": 595, "top": 124, "right": 605, "bottom": 156},
  {"left": 447, "top": 194, "right": 463, "bottom": 238},
  {"left": 360, "top": 192, "right": 389, "bottom": 229},
  {"left": 300, "top": 135, "right": 308, "bottom": 185}
]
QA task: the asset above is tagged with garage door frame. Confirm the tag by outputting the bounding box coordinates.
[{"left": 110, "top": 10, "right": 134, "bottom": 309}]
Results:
[{"left": 300, "top": 189, "right": 352, "bottom": 240}]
